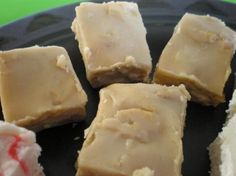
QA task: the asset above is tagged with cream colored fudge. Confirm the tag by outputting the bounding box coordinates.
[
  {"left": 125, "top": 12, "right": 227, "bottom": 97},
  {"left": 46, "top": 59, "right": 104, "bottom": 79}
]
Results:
[
  {"left": 154, "top": 13, "right": 236, "bottom": 106},
  {"left": 76, "top": 83, "right": 190, "bottom": 176},
  {"left": 0, "top": 46, "right": 87, "bottom": 131},
  {"left": 71, "top": 2, "right": 152, "bottom": 88},
  {"left": 208, "top": 114, "right": 236, "bottom": 176}
]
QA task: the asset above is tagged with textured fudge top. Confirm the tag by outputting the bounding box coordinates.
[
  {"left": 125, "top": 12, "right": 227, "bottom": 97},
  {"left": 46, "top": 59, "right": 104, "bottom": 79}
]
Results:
[
  {"left": 158, "top": 13, "right": 236, "bottom": 95},
  {"left": 0, "top": 46, "right": 87, "bottom": 123},
  {"left": 78, "top": 83, "right": 190, "bottom": 176},
  {"left": 0, "top": 121, "right": 44, "bottom": 176},
  {"left": 72, "top": 1, "right": 152, "bottom": 71}
]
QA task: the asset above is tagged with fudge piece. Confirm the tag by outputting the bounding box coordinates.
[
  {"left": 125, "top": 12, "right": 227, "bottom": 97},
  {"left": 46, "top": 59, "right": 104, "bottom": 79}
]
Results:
[
  {"left": 76, "top": 83, "right": 190, "bottom": 176},
  {"left": 154, "top": 13, "right": 236, "bottom": 106},
  {"left": 0, "top": 120, "right": 44, "bottom": 176},
  {"left": 0, "top": 46, "right": 87, "bottom": 131},
  {"left": 208, "top": 114, "right": 236, "bottom": 176},
  {"left": 71, "top": 2, "right": 152, "bottom": 88}
]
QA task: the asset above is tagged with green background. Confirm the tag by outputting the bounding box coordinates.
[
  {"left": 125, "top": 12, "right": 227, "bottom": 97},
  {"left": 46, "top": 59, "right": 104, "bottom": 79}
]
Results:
[
  {"left": 0, "top": 0, "right": 82, "bottom": 26},
  {"left": 0, "top": 0, "right": 236, "bottom": 26}
]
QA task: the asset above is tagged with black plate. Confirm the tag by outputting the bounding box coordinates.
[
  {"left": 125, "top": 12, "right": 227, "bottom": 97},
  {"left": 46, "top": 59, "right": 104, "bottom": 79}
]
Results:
[{"left": 1, "top": 0, "right": 236, "bottom": 175}]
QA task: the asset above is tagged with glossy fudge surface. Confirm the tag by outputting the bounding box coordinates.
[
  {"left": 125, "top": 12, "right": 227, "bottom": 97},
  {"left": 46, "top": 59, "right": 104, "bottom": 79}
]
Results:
[
  {"left": 154, "top": 13, "right": 236, "bottom": 106},
  {"left": 71, "top": 2, "right": 152, "bottom": 88},
  {"left": 76, "top": 83, "right": 190, "bottom": 176},
  {"left": 0, "top": 46, "right": 87, "bottom": 131}
]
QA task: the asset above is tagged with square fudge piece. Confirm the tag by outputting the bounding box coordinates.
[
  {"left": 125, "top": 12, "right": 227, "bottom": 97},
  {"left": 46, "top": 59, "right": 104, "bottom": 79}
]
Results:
[
  {"left": 0, "top": 120, "right": 44, "bottom": 176},
  {"left": 154, "top": 13, "right": 236, "bottom": 106},
  {"left": 71, "top": 2, "right": 152, "bottom": 88},
  {"left": 0, "top": 46, "right": 87, "bottom": 131},
  {"left": 76, "top": 83, "right": 190, "bottom": 176}
]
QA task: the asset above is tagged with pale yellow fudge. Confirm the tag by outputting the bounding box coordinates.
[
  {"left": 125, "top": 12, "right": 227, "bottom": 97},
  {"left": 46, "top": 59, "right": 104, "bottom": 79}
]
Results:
[
  {"left": 0, "top": 46, "right": 87, "bottom": 131},
  {"left": 76, "top": 83, "right": 190, "bottom": 176},
  {"left": 154, "top": 13, "right": 236, "bottom": 106},
  {"left": 71, "top": 2, "right": 152, "bottom": 88}
]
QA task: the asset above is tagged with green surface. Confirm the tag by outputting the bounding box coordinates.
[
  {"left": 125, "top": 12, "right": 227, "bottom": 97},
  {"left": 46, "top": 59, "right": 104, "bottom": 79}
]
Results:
[
  {"left": 0, "top": 0, "right": 82, "bottom": 26},
  {"left": 0, "top": 0, "right": 236, "bottom": 26},
  {"left": 224, "top": 0, "right": 236, "bottom": 3}
]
